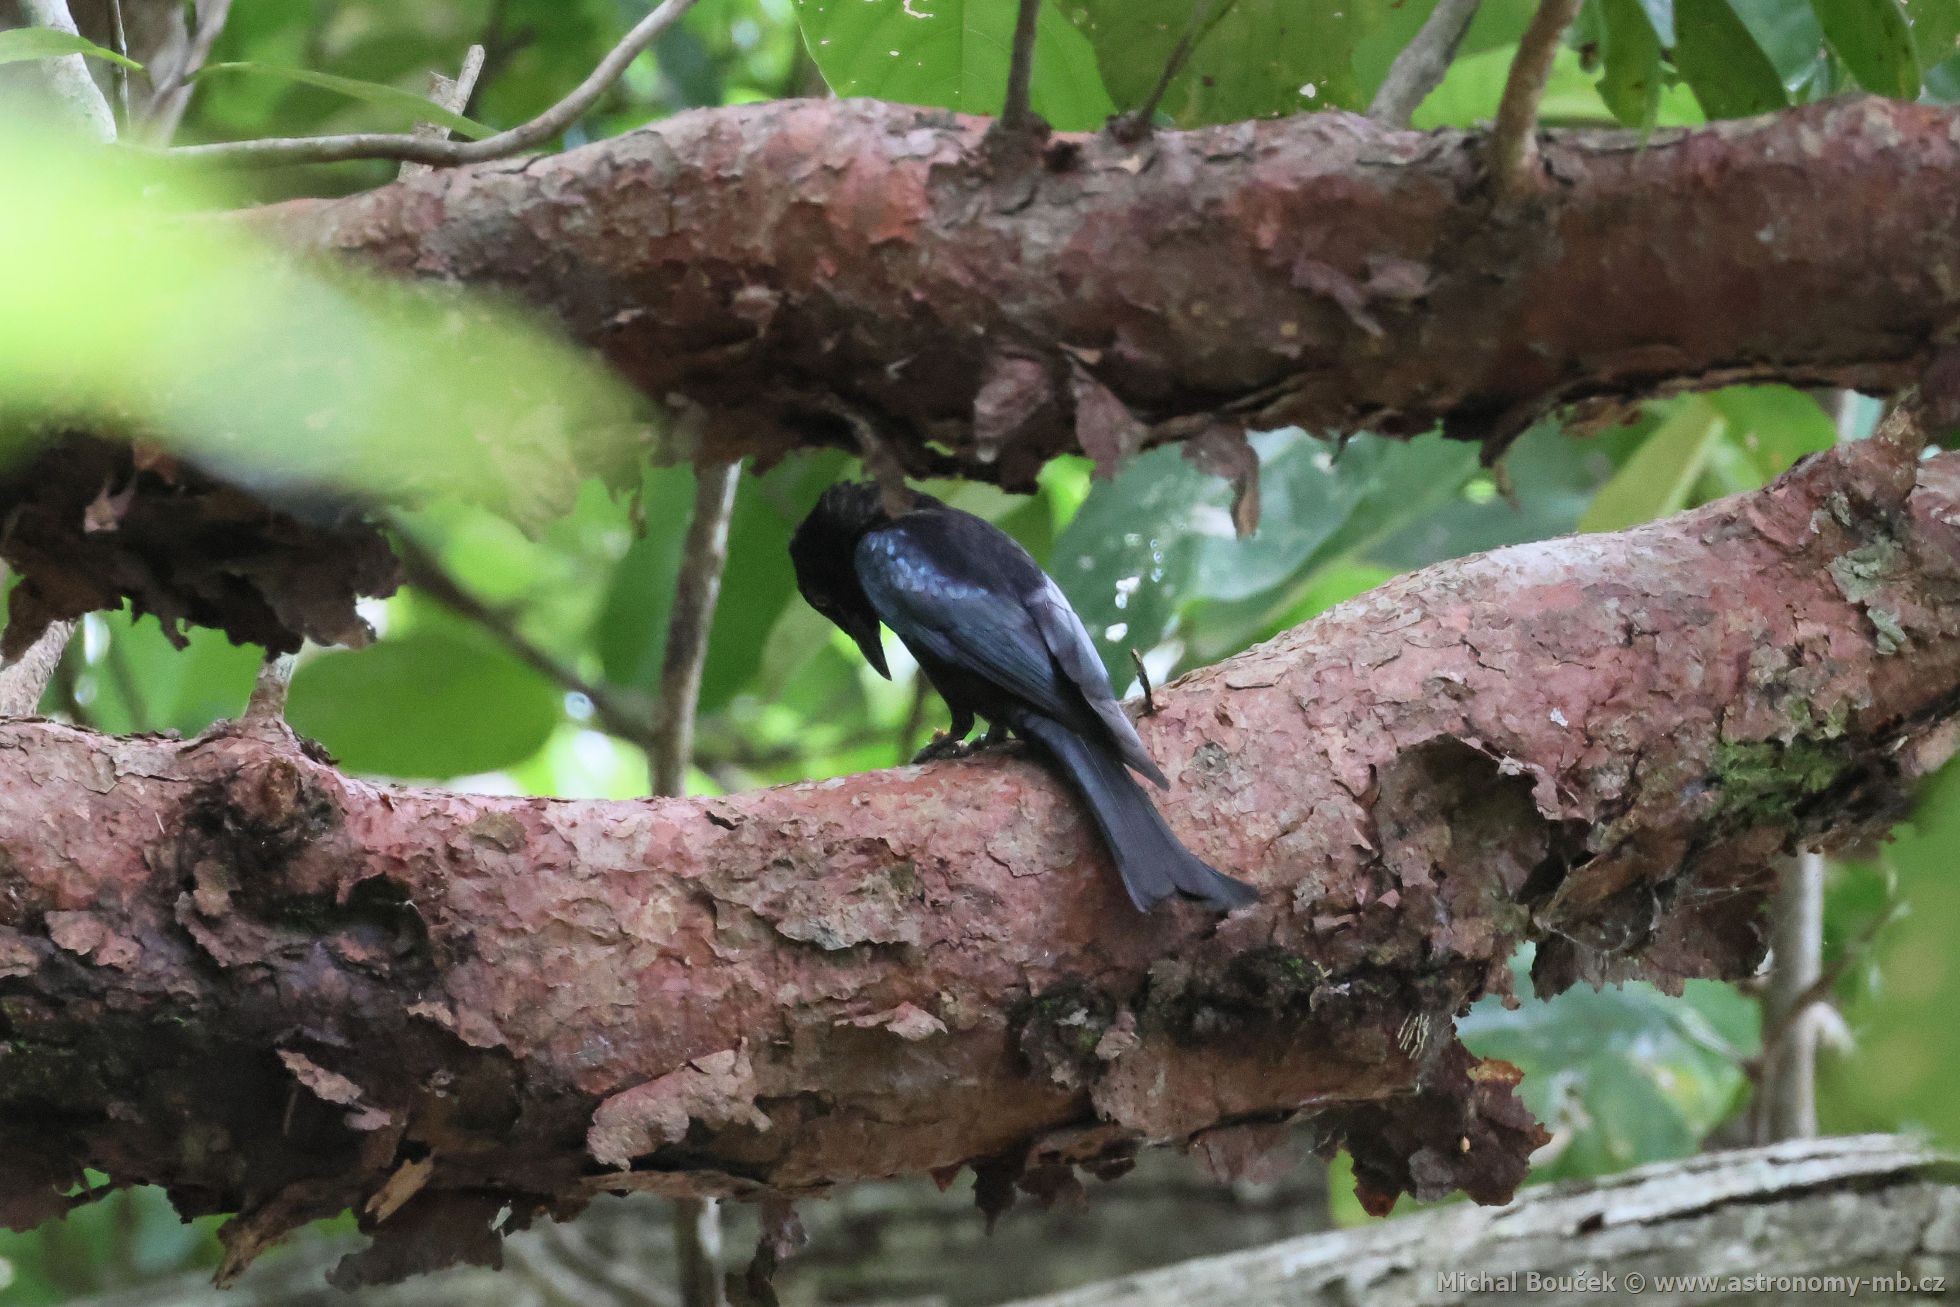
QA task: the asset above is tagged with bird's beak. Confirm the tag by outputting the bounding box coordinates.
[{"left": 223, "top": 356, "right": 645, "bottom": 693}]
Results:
[{"left": 850, "top": 618, "right": 891, "bottom": 679}]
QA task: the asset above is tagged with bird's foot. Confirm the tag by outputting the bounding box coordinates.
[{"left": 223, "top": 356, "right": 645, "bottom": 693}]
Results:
[{"left": 911, "top": 732, "right": 976, "bottom": 764}]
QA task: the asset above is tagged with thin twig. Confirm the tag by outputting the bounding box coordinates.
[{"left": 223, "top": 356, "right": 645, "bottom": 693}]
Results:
[
  {"left": 399, "top": 44, "right": 487, "bottom": 180},
  {"left": 649, "top": 461, "right": 740, "bottom": 796},
  {"left": 1757, "top": 897, "right": 1904, "bottom": 1062},
  {"left": 1486, "top": 0, "right": 1579, "bottom": 202},
  {"left": 995, "top": 0, "right": 1042, "bottom": 135},
  {"left": 649, "top": 461, "right": 742, "bottom": 1307},
  {"left": 106, "top": 0, "right": 130, "bottom": 130},
  {"left": 390, "top": 531, "right": 658, "bottom": 749},
  {"left": 240, "top": 652, "right": 297, "bottom": 735},
  {"left": 1130, "top": 648, "right": 1157, "bottom": 715},
  {"left": 1369, "top": 0, "right": 1482, "bottom": 127},
  {"left": 1108, "top": 0, "right": 1231, "bottom": 142},
  {"left": 1756, "top": 851, "right": 1824, "bottom": 1142},
  {"left": 163, "top": 0, "right": 702, "bottom": 168},
  {"left": 140, "top": 0, "right": 233, "bottom": 143}
]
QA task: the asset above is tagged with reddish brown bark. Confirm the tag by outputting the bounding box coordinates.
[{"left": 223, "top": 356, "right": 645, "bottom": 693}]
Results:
[
  {"left": 258, "top": 96, "right": 1960, "bottom": 484},
  {"left": 2, "top": 437, "right": 1958, "bottom": 1281}
]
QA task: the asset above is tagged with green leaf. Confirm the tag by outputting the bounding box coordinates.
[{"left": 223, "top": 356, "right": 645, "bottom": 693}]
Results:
[
  {"left": 288, "top": 628, "right": 562, "bottom": 778},
  {"left": 1673, "top": 0, "right": 1790, "bottom": 117},
  {"left": 793, "top": 0, "right": 1116, "bottom": 130},
  {"left": 0, "top": 26, "right": 144, "bottom": 71},
  {"left": 1905, "top": 0, "right": 1960, "bottom": 68},
  {"left": 1597, "top": 0, "right": 1666, "bottom": 128},
  {"left": 1063, "top": 0, "right": 1398, "bottom": 123},
  {"left": 193, "top": 62, "right": 495, "bottom": 139},
  {"left": 1706, "top": 384, "right": 1839, "bottom": 480},
  {"left": 1812, "top": 0, "right": 1921, "bottom": 96},
  {"left": 1578, "top": 397, "right": 1726, "bottom": 533}
]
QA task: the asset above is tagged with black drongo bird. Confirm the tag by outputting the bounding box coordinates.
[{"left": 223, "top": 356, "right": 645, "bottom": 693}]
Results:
[{"left": 789, "top": 480, "right": 1258, "bottom": 913}]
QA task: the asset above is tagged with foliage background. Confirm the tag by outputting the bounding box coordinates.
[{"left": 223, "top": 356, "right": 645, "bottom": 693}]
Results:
[{"left": 1, "top": 0, "right": 1957, "bottom": 1298}]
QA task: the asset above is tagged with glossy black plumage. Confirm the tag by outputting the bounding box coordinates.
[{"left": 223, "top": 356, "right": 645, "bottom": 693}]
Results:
[{"left": 790, "top": 481, "right": 1257, "bottom": 913}]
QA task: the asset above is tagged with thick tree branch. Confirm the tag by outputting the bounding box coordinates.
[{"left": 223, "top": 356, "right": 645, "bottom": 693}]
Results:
[
  {"left": 2, "top": 438, "right": 1958, "bottom": 1282},
  {"left": 254, "top": 97, "right": 1960, "bottom": 483}
]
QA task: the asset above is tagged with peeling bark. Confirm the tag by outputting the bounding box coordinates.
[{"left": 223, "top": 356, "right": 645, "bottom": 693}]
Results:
[
  {"left": 3, "top": 439, "right": 1959, "bottom": 1280},
  {"left": 255, "top": 96, "right": 1960, "bottom": 480}
]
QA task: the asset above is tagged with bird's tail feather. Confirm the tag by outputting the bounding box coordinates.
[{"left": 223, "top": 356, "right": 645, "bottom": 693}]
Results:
[{"left": 1015, "top": 714, "right": 1258, "bottom": 913}]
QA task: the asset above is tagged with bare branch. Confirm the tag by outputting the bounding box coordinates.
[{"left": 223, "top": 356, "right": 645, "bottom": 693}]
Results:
[
  {"left": 650, "top": 461, "right": 741, "bottom": 797},
  {"left": 139, "top": 0, "right": 232, "bottom": 144},
  {"left": 1108, "top": 0, "right": 1233, "bottom": 143},
  {"left": 1486, "top": 0, "right": 1580, "bottom": 201},
  {"left": 162, "top": 0, "right": 701, "bottom": 168},
  {"left": 398, "top": 44, "right": 486, "bottom": 181},
  {"left": 15, "top": 0, "right": 116, "bottom": 141},
  {"left": 1368, "top": 0, "right": 1482, "bottom": 127},
  {"left": 995, "top": 0, "right": 1042, "bottom": 136},
  {"left": 0, "top": 618, "right": 77, "bottom": 717}
]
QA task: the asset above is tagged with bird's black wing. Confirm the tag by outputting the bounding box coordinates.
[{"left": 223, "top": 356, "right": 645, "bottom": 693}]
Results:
[{"left": 855, "top": 510, "right": 1168, "bottom": 786}]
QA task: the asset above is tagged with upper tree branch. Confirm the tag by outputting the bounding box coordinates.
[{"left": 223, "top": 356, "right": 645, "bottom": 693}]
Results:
[
  {"left": 256, "top": 96, "right": 1960, "bottom": 484},
  {"left": 2, "top": 438, "right": 1957, "bottom": 1281}
]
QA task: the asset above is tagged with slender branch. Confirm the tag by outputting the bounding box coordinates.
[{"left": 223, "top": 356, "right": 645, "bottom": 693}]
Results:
[
  {"left": 649, "top": 463, "right": 740, "bottom": 800},
  {"left": 1756, "top": 851, "right": 1824, "bottom": 1141},
  {"left": 647, "top": 461, "right": 742, "bottom": 1307},
  {"left": 0, "top": 619, "right": 78, "bottom": 717},
  {"left": 239, "top": 653, "right": 297, "bottom": 737},
  {"left": 105, "top": 0, "right": 130, "bottom": 130},
  {"left": 163, "top": 0, "right": 702, "bottom": 168},
  {"left": 995, "top": 0, "right": 1042, "bottom": 135},
  {"left": 140, "top": 0, "right": 232, "bottom": 144},
  {"left": 16, "top": 0, "right": 116, "bottom": 142},
  {"left": 1369, "top": 0, "right": 1482, "bottom": 127},
  {"left": 389, "top": 531, "right": 658, "bottom": 750},
  {"left": 1486, "top": 0, "right": 1580, "bottom": 201},
  {"left": 398, "top": 44, "right": 486, "bottom": 180},
  {"left": 1108, "top": 0, "right": 1231, "bottom": 143}
]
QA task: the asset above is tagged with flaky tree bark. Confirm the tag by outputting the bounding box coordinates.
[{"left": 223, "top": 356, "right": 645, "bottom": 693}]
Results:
[
  {"left": 2, "top": 435, "right": 1958, "bottom": 1283},
  {"left": 257, "top": 96, "right": 1960, "bottom": 482}
]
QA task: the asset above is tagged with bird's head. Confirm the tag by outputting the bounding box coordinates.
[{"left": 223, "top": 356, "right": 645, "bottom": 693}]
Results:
[{"left": 790, "top": 480, "right": 901, "bottom": 678}]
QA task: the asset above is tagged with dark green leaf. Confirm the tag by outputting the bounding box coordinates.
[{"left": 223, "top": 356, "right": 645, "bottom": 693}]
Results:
[
  {"left": 0, "top": 26, "right": 144, "bottom": 70},
  {"left": 794, "top": 0, "right": 1116, "bottom": 130},
  {"left": 193, "top": 62, "right": 496, "bottom": 138},
  {"left": 288, "top": 628, "right": 561, "bottom": 778},
  {"left": 1674, "top": 0, "right": 1789, "bottom": 117},
  {"left": 1063, "top": 0, "right": 1398, "bottom": 122},
  {"left": 1812, "top": 0, "right": 1921, "bottom": 95}
]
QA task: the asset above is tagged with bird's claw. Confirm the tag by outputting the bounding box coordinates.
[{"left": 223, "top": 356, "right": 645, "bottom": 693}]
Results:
[{"left": 910, "top": 733, "right": 975, "bottom": 764}]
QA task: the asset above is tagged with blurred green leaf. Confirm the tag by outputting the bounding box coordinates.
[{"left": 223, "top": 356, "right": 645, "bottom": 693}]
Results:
[
  {"left": 288, "top": 627, "right": 562, "bottom": 778},
  {"left": 794, "top": 0, "right": 1116, "bottom": 129},
  {"left": 595, "top": 466, "right": 698, "bottom": 690},
  {"left": 1706, "top": 384, "right": 1839, "bottom": 480},
  {"left": 1578, "top": 398, "right": 1725, "bottom": 533},
  {"left": 1674, "top": 0, "right": 1789, "bottom": 116},
  {"left": 76, "top": 610, "right": 263, "bottom": 737},
  {"left": 1462, "top": 950, "right": 1757, "bottom": 1182},
  {"left": 193, "top": 63, "right": 496, "bottom": 137},
  {"left": 1811, "top": 0, "right": 1921, "bottom": 95},
  {"left": 1596, "top": 0, "right": 1665, "bottom": 128},
  {"left": 0, "top": 133, "right": 646, "bottom": 529},
  {"left": 0, "top": 26, "right": 144, "bottom": 70},
  {"left": 1905, "top": 0, "right": 1960, "bottom": 67}
]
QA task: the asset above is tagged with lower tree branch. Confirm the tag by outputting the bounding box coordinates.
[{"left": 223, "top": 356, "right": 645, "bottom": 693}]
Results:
[
  {"left": 3, "top": 439, "right": 1959, "bottom": 1284},
  {"left": 1001, "top": 1135, "right": 1958, "bottom": 1306}
]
